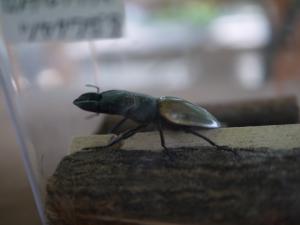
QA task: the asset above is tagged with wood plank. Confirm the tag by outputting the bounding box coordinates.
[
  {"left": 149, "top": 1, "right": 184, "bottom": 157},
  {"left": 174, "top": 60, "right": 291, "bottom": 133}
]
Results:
[{"left": 71, "top": 124, "right": 300, "bottom": 154}]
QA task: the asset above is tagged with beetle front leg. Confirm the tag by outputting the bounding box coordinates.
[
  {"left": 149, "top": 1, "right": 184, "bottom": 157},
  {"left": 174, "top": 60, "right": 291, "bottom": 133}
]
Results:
[
  {"left": 105, "top": 124, "right": 148, "bottom": 148},
  {"left": 108, "top": 118, "right": 128, "bottom": 134}
]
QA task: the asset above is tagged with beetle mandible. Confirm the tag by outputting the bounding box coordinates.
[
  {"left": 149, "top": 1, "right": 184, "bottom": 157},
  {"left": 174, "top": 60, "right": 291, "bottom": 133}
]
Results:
[{"left": 73, "top": 85, "right": 232, "bottom": 153}]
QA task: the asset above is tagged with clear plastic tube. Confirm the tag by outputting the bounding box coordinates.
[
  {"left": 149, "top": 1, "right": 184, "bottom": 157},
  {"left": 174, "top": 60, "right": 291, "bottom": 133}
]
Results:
[{"left": 0, "top": 65, "right": 46, "bottom": 224}]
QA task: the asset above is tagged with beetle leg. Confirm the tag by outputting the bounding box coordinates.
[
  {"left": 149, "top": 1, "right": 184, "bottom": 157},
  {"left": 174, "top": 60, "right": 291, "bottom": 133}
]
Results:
[
  {"left": 85, "top": 113, "right": 99, "bottom": 120},
  {"left": 157, "top": 120, "right": 168, "bottom": 151},
  {"left": 185, "top": 128, "right": 218, "bottom": 147},
  {"left": 184, "top": 128, "right": 239, "bottom": 157},
  {"left": 105, "top": 124, "right": 148, "bottom": 148},
  {"left": 158, "top": 128, "right": 168, "bottom": 151},
  {"left": 157, "top": 120, "right": 178, "bottom": 161},
  {"left": 108, "top": 118, "right": 128, "bottom": 134}
]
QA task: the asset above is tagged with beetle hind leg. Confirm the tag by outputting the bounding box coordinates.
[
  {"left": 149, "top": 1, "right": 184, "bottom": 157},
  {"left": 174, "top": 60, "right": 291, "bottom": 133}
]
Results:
[
  {"left": 184, "top": 127, "right": 239, "bottom": 157},
  {"left": 185, "top": 128, "right": 218, "bottom": 147}
]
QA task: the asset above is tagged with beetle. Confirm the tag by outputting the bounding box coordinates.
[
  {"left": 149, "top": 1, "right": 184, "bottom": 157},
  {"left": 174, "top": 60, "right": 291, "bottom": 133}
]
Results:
[{"left": 73, "top": 85, "right": 234, "bottom": 154}]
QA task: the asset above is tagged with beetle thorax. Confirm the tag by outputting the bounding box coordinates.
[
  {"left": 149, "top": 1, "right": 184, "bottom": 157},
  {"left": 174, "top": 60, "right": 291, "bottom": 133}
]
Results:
[{"left": 100, "top": 90, "right": 158, "bottom": 123}]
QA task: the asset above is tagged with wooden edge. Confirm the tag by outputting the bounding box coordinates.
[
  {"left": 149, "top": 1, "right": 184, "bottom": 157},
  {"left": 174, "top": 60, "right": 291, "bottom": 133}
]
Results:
[{"left": 70, "top": 124, "right": 300, "bottom": 154}]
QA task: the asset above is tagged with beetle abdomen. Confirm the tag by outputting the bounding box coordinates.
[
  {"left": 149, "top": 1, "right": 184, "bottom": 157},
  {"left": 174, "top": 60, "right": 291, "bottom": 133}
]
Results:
[{"left": 158, "top": 96, "right": 220, "bottom": 128}]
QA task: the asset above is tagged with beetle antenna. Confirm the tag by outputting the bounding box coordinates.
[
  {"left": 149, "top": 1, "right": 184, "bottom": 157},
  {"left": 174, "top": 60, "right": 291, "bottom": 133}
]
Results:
[{"left": 86, "top": 84, "right": 100, "bottom": 93}]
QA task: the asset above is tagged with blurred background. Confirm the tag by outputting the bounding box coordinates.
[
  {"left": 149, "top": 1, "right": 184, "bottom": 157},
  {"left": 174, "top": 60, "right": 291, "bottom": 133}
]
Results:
[{"left": 1, "top": 0, "right": 300, "bottom": 224}]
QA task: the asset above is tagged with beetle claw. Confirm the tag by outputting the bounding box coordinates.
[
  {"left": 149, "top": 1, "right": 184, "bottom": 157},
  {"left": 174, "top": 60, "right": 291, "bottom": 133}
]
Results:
[
  {"left": 162, "top": 148, "right": 177, "bottom": 162},
  {"left": 216, "top": 145, "right": 241, "bottom": 159}
]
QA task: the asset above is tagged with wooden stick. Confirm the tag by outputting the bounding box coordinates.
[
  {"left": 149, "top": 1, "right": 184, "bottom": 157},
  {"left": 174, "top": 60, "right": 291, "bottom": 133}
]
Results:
[
  {"left": 47, "top": 124, "right": 300, "bottom": 225},
  {"left": 98, "top": 96, "right": 299, "bottom": 134},
  {"left": 205, "top": 95, "right": 299, "bottom": 127}
]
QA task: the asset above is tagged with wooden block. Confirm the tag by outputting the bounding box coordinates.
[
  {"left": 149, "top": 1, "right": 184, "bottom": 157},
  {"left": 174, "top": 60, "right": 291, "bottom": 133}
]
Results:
[
  {"left": 47, "top": 124, "right": 300, "bottom": 225},
  {"left": 71, "top": 124, "right": 300, "bottom": 154}
]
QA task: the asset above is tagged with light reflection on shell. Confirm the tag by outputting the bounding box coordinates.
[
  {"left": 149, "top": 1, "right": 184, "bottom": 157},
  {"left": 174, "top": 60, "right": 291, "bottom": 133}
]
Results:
[{"left": 159, "top": 96, "right": 221, "bottom": 128}]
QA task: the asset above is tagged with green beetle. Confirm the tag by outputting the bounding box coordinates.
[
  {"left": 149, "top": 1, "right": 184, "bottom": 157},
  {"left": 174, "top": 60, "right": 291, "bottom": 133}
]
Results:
[{"left": 74, "top": 85, "right": 230, "bottom": 152}]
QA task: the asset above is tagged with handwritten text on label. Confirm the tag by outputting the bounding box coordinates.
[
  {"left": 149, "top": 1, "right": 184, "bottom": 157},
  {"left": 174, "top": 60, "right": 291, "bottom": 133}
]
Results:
[{"left": 0, "top": 0, "right": 124, "bottom": 42}]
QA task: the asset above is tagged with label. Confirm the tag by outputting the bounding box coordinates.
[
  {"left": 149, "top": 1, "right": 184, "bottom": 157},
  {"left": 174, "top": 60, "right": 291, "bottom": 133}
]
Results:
[{"left": 0, "top": 0, "right": 124, "bottom": 43}]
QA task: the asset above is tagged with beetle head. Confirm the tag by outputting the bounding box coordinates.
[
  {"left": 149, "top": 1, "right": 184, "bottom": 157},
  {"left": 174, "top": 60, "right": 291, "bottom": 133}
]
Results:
[{"left": 73, "top": 92, "right": 102, "bottom": 113}]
